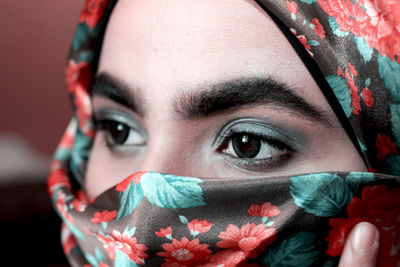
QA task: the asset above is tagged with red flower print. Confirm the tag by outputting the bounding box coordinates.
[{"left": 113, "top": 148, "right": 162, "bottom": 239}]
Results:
[
  {"left": 344, "top": 69, "right": 361, "bottom": 115},
  {"left": 83, "top": 227, "right": 94, "bottom": 236},
  {"left": 58, "top": 129, "right": 74, "bottom": 149},
  {"left": 216, "top": 223, "right": 277, "bottom": 261},
  {"left": 98, "top": 234, "right": 119, "bottom": 259},
  {"left": 248, "top": 202, "right": 281, "bottom": 218},
  {"left": 290, "top": 29, "right": 313, "bottom": 57},
  {"left": 72, "top": 190, "right": 89, "bottom": 212},
  {"left": 347, "top": 62, "right": 358, "bottom": 77},
  {"left": 204, "top": 249, "right": 249, "bottom": 267},
  {"left": 326, "top": 185, "right": 400, "bottom": 266},
  {"left": 66, "top": 60, "right": 91, "bottom": 94},
  {"left": 74, "top": 84, "right": 93, "bottom": 133},
  {"left": 79, "top": 0, "right": 108, "bottom": 28},
  {"left": 91, "top": 210, "right": 117, "bottom": 223},
  {"left": 116, "top": 171, "right": 147, "bottom": 192},
  {"left": 326, "top": 217, "right": 363, "bottom": 256},
  {"left": 48, "top": 168, "right": 71, "bottom": 197},
  {"left": 157, "top": 237, "right": 211, "bottom": 266},
  {"left": 337, "top": 66, "right": 344, "bottom": 78},
  {"left": 98, "top": 230, "right": 148, "bottom": 264},
  {"left": 187, "top": 219, "right": 212, "bottom": 236},
  {"left": 286, "top": 0, "right": 298, "bottom": 15},
  {"left": 376, "top": 133, "right": 397, "bottom": 161},
  {"left": 362, "top": 87, "right": 374, "bottom": 108},
  {"left": 98, "top": 263, "right": 110, "bottom": 267},
  {"left": 312, "top": 18, "right": 326, "bottom": 40},
  {"left": 156, "top": 227, "right": 173, "bottom": 238},
  {"left": 56, "top": 191, "right": 74, "bottom": 223},
  {"left": 318, "top": 0, "right": 400, "bottom": 62}
]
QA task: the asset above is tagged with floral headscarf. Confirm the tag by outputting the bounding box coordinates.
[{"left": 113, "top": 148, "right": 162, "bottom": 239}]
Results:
[{"left": 48, "top": 0, "right": 400, "bottom": 266}]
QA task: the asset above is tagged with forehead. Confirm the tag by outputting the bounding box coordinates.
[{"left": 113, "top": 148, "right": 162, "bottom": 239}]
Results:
[{"left": 97, "top": 0, "right": 327, "bottom": 112}]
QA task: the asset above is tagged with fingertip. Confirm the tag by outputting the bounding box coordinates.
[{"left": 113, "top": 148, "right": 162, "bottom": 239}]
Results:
[
  {"left": 350, "top": 222, "right": 380, "bottom": 253},
  {"left": 338, "top": 222, "right": 380, "bottom": 267}
]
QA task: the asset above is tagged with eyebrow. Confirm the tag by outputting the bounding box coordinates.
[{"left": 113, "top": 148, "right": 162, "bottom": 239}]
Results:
[
  {"left": 177, "top": 77, "right": 332, "bottom": 125},
  {"left": 92, "top": 72, "right": 332, "bottom": 125},
  {"left": 91, "top": 72, "right": 144, "bottom": 116}
]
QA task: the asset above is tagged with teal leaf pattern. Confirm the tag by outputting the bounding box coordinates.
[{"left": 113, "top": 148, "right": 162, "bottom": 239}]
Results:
[
  {"left": 307, "top": 40, "right": 320, "bottom": 46},
  {"left": 66, "top": 220, "right": 84, "bottom": 240},
  {"left": 378, "top": 55, "right": 400, "bottom": 103},
  {"left": 357, "top": 138, "right": 367, "bottom": 153},
  {"left": 141, "top": 173, "right": 206, "bottom": 209},
  {"left": 353, "top": 36, "right": 373, "bottom": 62},
  {"left": 328, "top": 17, "right": 349, "bottom": 37},
  {"left": 72, "top": 23, "right": 90, "bottom": 50},
  {"left": 299, "top": 0, "right": 317, "bottom": 4},
  {"left": 85, "top": 253, "right": 98, "bottom": 266},
  {"left": 326, "top": 74, "right": 352, "bottom": 118},
  {"left": 390, "top": 104, "right": 400, "bottom": 146},
  {"left": 70, "top": 128, "right": 92, "bottom": 184},
  {"left": 95, "top": 247, "right": 105, "bottom": 262},
  {"left": 78, "top": 50, "right": 94, "bottom": 63},
  {"left": 261, "top": 232, "right": 320, "bottom": 267},
  {"left": 117, "top": 181, "right": 144, "bottom": 221},
  {"left": 114, "top": 249, "right": 139, "bottom": 267},
  {"left": 344, "top": 172, "right": 375, "bottom": 192},
  {"left": 365, "top": 77, "right": 371, "bottom": 87},
  {"left": 179, "top": 215, "right": 188, "bottom": 224},
  {"left": 290, "top": 173, "right": 374, "bottom": 217},
  {"left": 54, "top": 147, "right": 71, "bottom": 162},
  {"left": 387, "top": 155, "right": 400, "bottom": 175},
  {"left": 116, "top": 173, "right": 206, "bottom": 220},
  {"left": 129, "top": 226, "right": 137, "bottom": 237}
]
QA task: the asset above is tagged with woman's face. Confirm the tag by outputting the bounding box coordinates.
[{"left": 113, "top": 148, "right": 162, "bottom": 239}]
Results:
[{"left": 86, "top": 0, "right": 366, "bottom": 198}]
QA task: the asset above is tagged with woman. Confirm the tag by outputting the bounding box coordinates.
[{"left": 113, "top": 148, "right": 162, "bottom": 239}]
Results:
[{"left": 49, "top": 0, "right": 400, "bottom": 266}]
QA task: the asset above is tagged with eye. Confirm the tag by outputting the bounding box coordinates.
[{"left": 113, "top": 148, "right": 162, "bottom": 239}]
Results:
[
  {"left": 214, "top": 119, "right": 299, "bottom": 171},
  {"left": 100, "top": 119, "right": 146, "bottom": 147},
  {"left": 220, "top": 132, "right": 288, "bottom": 160}
]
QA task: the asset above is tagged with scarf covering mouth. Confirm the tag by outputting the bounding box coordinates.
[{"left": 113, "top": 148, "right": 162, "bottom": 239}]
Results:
[{"left": 48, "top": 0, "right": 400, "bottom": 266}]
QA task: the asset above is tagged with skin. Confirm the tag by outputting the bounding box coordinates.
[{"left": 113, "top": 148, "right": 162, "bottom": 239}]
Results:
[{"left": 85, "top": 0, "right": 379, "bottom": 265}]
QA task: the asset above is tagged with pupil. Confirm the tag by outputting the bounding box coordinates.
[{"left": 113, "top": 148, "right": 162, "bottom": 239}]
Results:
[
  {"left": 106, "top": 121, "right": 129, "bottom": 144},
  {"left": 232, "top": 134, "right": 261, "bottom": 158}
]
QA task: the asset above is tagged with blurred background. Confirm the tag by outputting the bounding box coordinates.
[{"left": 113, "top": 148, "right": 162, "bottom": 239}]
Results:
[{"left": 1, "top": 0, "right": 83, "bottom": 265}]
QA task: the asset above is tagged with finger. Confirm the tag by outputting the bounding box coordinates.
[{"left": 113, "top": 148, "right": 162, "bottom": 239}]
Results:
[{"left": 338, "top": 222, "right": 380, "bottom": 267}]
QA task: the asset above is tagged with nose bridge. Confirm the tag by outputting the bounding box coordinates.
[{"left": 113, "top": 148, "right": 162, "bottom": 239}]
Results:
[{"left": 138, "top": 137, "right": 184, "bottom": 175}]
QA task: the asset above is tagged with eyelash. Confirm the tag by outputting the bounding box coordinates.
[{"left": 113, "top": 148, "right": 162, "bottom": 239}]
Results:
[
  {"left": 94, "top": 114, "right": 295, "bottom": 171},
  {"left": 95, "top": 118, "right": 146, "bottom": 151},
  {"left": 216, "top": 131, "right": 293, "bottom": 170}
]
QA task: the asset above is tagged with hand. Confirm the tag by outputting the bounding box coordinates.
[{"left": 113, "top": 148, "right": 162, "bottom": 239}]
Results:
[{"left": 338, "top": 222, "right": 380, "bottom": 267}]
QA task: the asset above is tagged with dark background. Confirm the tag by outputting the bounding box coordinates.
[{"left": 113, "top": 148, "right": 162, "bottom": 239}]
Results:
[{"left": 1, "top": 0, "right": 84, "bottom": 265}]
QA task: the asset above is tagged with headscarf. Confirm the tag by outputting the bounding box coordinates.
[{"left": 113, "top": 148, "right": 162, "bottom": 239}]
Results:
[{"left": 48, "top": 0, "right": 400, "bottom": 266}]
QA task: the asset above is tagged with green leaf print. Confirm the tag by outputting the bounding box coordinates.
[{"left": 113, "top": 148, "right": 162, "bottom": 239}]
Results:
[
  {"left": 391, "top": 103, "right": 400, "bottom": 147},
  {"left": 344, "top": 172, "right": 375, "bottom": 192},
  {"left": 290, "top": 173, "right": 374, "bottom": 217},
  {"left": 387, "top": 155, "right": 400, "bottom": 175},
  {"left": 117, "top": 181, "right": 144, "bottom": 221},
  {"left": 378, "top": 55, "right": 400, "bottom": 103},
  {"left": 114, "top": 249, "right": 140, "bottom": 267},
  {"left": 326, "top": 75, "right": 352, "bottom": 118},
  {"left": 141, "top": 172, "right": 206, "bottom": 209},
  {"left": 353, "top": 36, "right": 373, "bottom": 63},
  {"left": 261, "top": 232, "right": 320, "bottom": 267},
  {"left": 299, "top": 0, "right": 317, "bottom": 4}
]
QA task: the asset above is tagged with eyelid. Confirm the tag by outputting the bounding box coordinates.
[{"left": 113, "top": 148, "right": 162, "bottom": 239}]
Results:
[
  {"left": 94, "top": 107, "right": 147, "bottom": 138},
  {"left": 213, "top": 118, "right": 305, "bottom": 150}
]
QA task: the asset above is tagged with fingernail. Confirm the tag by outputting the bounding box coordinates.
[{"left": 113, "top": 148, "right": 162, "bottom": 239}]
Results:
[{"left": 351, "top": 222, "right": 379, "bottom": 253}]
